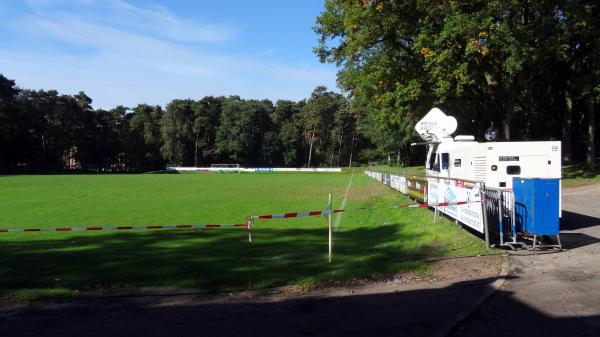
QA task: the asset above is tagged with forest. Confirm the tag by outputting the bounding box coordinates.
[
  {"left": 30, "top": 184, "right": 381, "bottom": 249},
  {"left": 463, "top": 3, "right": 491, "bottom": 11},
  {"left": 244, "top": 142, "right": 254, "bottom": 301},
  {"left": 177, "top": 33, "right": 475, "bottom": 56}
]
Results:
[
  {"left": 1, "top": 0, "right": 598, "bottom": 171},
  {"left": 0, "top": 77, "right": 360, "bottom": 171}
]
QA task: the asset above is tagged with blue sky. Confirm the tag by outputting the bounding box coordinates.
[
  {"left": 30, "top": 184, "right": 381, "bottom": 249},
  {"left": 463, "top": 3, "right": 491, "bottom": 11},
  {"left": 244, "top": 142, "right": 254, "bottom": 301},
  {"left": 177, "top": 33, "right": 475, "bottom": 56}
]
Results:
[{"left": 0, "top": 0, "right": 338, "bottom": 109}]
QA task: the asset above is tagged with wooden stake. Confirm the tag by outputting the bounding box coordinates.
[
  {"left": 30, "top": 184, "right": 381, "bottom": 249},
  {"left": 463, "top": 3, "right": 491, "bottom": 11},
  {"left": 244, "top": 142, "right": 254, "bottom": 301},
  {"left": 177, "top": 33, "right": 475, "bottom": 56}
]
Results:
[{"left": 328, "top": 193, "right": 332, "bottom": 263}]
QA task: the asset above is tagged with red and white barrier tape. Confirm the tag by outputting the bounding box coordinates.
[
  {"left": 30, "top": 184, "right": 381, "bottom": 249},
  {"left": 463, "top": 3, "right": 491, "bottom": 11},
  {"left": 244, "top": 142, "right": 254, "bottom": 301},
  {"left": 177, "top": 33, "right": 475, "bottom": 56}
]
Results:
[
  {"left": 0, "top": 201, "right": 480, "bottom": 234},
  {"left": 251, "top": 209, "right": 344, "bottom": 220},
  {"left": 251, "top": 201, "right": 478, "bottom": 220},
  {"left": 0, "top": 223, "right": 245, "bottom": 233},
  {"left": 391, "top": 201, "right": 479, "bottom": 209}
]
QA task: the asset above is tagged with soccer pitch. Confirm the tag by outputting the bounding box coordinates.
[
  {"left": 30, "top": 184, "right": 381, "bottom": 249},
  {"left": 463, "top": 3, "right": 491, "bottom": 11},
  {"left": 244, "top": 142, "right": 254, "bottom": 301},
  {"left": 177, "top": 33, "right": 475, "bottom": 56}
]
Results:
[{"left": 0, "top": 172, "right": 489, "bottom": 299}]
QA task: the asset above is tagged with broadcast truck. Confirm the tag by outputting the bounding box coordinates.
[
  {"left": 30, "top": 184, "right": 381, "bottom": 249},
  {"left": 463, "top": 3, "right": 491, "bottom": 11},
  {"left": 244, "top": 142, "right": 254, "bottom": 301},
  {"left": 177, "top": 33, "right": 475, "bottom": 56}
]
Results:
[{"left": 413, "top": 108, "right": 561, "bottom": 190}]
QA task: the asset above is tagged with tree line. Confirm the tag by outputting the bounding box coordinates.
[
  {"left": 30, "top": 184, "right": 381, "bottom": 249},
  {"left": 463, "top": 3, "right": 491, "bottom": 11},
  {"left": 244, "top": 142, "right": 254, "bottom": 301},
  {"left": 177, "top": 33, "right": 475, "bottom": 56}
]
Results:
[
  {"left": 3, "top": 1, "right": 599, "bottom": 172},
  {"left": 0, "top": 75, "right": 366, "bottom": 171},
  {"left": 315, "top": 0, "right": 598, "bottom": 170}
]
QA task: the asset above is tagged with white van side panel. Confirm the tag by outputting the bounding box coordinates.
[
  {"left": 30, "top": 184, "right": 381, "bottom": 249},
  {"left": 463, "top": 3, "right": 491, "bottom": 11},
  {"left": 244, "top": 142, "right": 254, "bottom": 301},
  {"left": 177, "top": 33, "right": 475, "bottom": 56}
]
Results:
[{"left": 426, "top": 141, "right": 561, "bottom": 189}]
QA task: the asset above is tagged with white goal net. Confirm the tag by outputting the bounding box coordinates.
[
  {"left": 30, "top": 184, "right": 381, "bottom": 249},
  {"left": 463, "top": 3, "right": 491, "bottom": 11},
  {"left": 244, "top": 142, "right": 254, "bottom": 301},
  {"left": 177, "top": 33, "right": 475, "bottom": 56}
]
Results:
[{"left": 210, "top": 164, "right": 240, "bottom": 168}]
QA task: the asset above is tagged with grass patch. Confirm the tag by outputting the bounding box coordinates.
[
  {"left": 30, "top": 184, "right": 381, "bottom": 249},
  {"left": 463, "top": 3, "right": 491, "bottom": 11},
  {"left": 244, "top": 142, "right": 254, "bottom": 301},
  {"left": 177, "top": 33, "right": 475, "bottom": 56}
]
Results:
[
  {"left": 0, "top": 171, "right": 489, "bottom": 300},
  {"left": 8, "top": 288, "right": 77, "bottom": 303},
  {"left": 562, "top": 161, "right": 599, "bottom": 187},
  {"left": 366, "top": 165, "right": 425, "bottom": 176}
]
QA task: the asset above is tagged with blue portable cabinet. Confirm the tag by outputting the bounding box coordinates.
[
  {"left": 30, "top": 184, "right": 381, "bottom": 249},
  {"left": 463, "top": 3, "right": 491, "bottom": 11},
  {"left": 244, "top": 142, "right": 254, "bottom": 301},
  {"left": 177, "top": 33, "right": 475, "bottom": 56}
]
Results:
[{"left": 512, "top": 178, "right": 561, "bottom": 248}]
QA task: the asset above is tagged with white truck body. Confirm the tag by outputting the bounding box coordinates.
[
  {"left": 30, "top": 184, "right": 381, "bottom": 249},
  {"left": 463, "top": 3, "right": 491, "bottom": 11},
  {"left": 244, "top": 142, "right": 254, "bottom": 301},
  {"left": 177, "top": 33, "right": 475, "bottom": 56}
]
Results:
[
  {"left": 415, "top": 108, "right": 562, "bottom": 189},
  {"left": 425, "top": 139, "right": 561, "bottom": 189}
]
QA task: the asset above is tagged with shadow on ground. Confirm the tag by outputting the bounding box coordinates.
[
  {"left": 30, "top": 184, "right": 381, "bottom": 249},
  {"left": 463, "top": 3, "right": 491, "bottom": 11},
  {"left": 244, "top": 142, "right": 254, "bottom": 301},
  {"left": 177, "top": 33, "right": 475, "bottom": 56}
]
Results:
[
  {"left": 559, "top": 210, "right": 600, "bottom": 249},
  {"left": 561, "top": 210, "right": 600, "bottom": 230},
  {"left": 449, "top": 283, "right": 600, "bottom": 337},
  {"left": 0, "top": 223, "right": 438, "bottom": 294},
  {"left": 0, "top": 274, "right": 598, "bottom": 337}
]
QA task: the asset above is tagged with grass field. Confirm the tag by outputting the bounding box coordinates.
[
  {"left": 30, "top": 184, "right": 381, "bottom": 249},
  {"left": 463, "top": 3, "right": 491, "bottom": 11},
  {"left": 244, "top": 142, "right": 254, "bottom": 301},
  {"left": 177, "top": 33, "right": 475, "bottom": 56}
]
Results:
[
  {"left": 0, "top": 171, "right": 490, "bottom": 301},
  {"left": 367, "top": 165, "right": 425, "bottom": 176},
  {"left": 562, "top": 161, "right": 600, "bottom": 187}
]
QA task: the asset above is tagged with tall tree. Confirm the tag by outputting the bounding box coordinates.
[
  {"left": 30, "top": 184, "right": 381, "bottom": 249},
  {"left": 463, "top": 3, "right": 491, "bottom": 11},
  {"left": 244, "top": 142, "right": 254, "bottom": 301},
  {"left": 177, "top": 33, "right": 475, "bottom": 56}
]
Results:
[
  {"left": 315, "top": 0, "right": 599, "bottom": 167},
  {"left": 160, "top": 99, "right": 195, "bottom": 166},
  {"left": 314, "top": 0, "right": 431, "bottom": 160},
  {"left": 0, "top": 75, "right": 20, "bottom": 169},
  {"left": 130, "top": 104, "right": 164, "bottom": 170},
  {"left": 191, "top": 96, "right": 223, "bottom": 167},
  {"left": 215, "top": 97, "right": 272, "bottom": 165},
  {"left": 300, "top": 86, "right": 341, "bottom": 167}
]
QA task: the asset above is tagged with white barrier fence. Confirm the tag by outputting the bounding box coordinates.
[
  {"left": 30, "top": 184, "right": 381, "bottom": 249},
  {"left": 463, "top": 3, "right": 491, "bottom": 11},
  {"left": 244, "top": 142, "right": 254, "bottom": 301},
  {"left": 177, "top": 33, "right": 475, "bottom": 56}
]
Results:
[
  {"left": 365, "top": 170, "right": 485, "bottom": 234},
  {"left": 167, "top": 167, "right": 343, "bottom": 173},
  {"left": 427, "top": 178, "right": 484, "bottom": 233}
]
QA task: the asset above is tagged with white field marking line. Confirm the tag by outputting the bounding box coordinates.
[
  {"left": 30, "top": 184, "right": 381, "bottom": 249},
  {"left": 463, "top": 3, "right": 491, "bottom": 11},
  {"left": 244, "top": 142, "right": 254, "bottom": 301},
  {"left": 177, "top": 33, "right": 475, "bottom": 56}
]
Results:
[{"left": 334, "top": 171, "right": 354, "bottom": 230}]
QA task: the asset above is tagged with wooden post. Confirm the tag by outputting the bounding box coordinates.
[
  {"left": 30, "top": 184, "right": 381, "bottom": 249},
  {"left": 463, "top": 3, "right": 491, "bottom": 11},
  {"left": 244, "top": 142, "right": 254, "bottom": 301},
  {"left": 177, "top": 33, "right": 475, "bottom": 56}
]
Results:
[
  {"left": 328, "top": 193, "right": 332, "bottom": 263},
  {"left": 481, "top": 184, "right": 490, "bottom": 248}
]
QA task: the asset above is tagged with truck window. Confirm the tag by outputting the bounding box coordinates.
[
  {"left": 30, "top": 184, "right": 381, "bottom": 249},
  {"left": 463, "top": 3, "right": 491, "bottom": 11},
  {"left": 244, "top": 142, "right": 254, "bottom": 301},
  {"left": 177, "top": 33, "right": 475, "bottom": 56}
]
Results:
[
  {"left": 506, "top": 165, "right": 521, "bottom": 175},
  {"left": 454, "top": 159, "right": 461, "bottom": 167},
  {"left": 427, "top": 144, "right": 438, "bottom": 170},
  {"left": 432, "top": 154, "right": 440, "bottom": 172},
  {"left": 441, "top": 153, "right": 449, "bottom": 170}
]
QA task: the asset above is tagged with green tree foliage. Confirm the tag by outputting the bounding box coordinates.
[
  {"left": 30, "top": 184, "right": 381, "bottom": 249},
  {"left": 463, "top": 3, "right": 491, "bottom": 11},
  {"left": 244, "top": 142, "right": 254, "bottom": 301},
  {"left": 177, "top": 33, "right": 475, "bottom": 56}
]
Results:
[
  {"left": 300, "top": 86, "right": 346, "bottom": 167},
  {"left": 0, "top": 75, "right": 21, "bottom": 169},
  {"left": 215, "top": 97, "right": 272, "bottom": 166},
  {"left": 315, "top": 1, "right": 429, "bottom": 158},
  {"left": 130, "top": 104, "right": 164, "bottom": 170},
  {"left": 1, "top": 74, "right": 362, "bottom": 171},
  {"left": 160, "top": 99, "right": 196, "bottom": 166},
  {"left": 315, "top": 0, "right": 600, "bottom": 167},
  {"left": 270, "top": 100, "right": 304, "bottom": 166},
  {"left": 191, "top": 96, "right": 223, "bottom": 166}
]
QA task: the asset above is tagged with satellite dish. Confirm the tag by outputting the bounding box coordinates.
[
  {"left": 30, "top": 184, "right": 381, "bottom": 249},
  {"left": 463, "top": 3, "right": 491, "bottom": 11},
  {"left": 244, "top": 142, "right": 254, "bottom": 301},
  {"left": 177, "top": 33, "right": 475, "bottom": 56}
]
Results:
[
  {"left": 415, "top": 108, "right": 458, "bottom": 141},
  {"left": 485, "top": 122, "right": 499, "bottom": 141}
]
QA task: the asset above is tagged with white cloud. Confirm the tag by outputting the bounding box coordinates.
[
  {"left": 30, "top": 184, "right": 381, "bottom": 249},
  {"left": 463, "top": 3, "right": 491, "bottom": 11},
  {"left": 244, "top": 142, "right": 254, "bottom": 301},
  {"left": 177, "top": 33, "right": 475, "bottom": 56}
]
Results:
[
  {"left": 108, "top": 0, "right": 238, "bottom": 43},
  {"left": 1, "top": 1, "right": 338, "bottom": 108},
  {"left": 263, "top": 48, "right": 275, "bottom": 57}
]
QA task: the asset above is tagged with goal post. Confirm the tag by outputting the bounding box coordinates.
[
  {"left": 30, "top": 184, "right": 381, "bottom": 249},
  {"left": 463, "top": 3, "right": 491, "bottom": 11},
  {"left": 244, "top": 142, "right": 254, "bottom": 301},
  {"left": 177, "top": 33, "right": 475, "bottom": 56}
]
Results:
[
  {"left": 209, "top": 163, "right": 242, "bottom": 173},
  {"left": 210, "top": 164, "right": 240, "bottom": 168}
]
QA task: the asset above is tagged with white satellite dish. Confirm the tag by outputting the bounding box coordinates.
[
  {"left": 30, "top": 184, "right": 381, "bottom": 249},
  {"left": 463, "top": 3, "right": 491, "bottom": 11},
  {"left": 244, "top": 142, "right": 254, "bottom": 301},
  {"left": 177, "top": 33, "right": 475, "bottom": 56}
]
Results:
[{"left": 415, "top": 108, "right": 457, "bottom": 142}]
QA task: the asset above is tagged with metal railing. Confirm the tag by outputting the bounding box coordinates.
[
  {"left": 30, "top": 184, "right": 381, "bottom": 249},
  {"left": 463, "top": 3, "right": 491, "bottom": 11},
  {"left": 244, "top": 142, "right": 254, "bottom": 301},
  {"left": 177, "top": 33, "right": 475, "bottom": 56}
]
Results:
[{"left": 482, "top": 187, "right": 526, "bottom": 249}]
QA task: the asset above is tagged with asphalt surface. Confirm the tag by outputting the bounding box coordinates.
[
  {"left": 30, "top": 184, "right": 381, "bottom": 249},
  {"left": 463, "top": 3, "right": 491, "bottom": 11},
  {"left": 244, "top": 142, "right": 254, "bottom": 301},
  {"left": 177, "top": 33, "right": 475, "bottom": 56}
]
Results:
[{"left": 450, "top": 183, "right": 600, "bottom": 337}]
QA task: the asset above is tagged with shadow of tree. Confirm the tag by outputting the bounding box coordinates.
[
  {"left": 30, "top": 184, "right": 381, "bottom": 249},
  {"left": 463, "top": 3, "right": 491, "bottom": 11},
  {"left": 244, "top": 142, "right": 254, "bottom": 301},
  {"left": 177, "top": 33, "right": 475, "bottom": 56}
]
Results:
[
  {"left": 562, "top": 161, "right": 599, "bottom": 179},
  {"left": 1, "top": 275, "right": 598, "bottom": 337},
  {"left": 0, "top": 223, "right": 427, "bottom": 294}
]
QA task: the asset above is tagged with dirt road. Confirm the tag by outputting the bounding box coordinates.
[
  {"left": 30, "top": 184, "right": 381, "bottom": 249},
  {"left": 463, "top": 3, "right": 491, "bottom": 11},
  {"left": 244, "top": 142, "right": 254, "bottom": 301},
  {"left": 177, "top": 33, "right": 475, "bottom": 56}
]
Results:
[{"left": 0, "top": 253, "right": 503, "bottom": 337}]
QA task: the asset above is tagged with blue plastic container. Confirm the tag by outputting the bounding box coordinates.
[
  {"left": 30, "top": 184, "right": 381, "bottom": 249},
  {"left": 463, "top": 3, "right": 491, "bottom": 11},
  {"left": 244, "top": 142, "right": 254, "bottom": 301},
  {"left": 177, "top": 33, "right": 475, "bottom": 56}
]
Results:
[{"left": 512, "top": 178, "right": 560, "bottom": 235}]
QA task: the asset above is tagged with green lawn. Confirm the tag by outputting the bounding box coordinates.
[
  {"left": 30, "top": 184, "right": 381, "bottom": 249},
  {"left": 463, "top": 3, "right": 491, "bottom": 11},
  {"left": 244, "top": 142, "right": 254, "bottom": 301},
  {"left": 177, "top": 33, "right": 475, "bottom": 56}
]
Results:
[
  {"left": 0, "top": 172, "right": 489, "bottom": 300},
  {"left": 366, "top": 165, "right": 425, "bottom": 176},
  {"left": 562, "top": 161, "right": 600, "bottom": 187}
]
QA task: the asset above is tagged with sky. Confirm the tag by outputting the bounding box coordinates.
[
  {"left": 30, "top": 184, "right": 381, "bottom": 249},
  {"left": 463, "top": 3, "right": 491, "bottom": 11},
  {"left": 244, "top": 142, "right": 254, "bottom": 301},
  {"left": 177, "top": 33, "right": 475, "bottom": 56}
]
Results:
[{"left": 0, "top": 0, "right": 338, "bottom": 109}]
